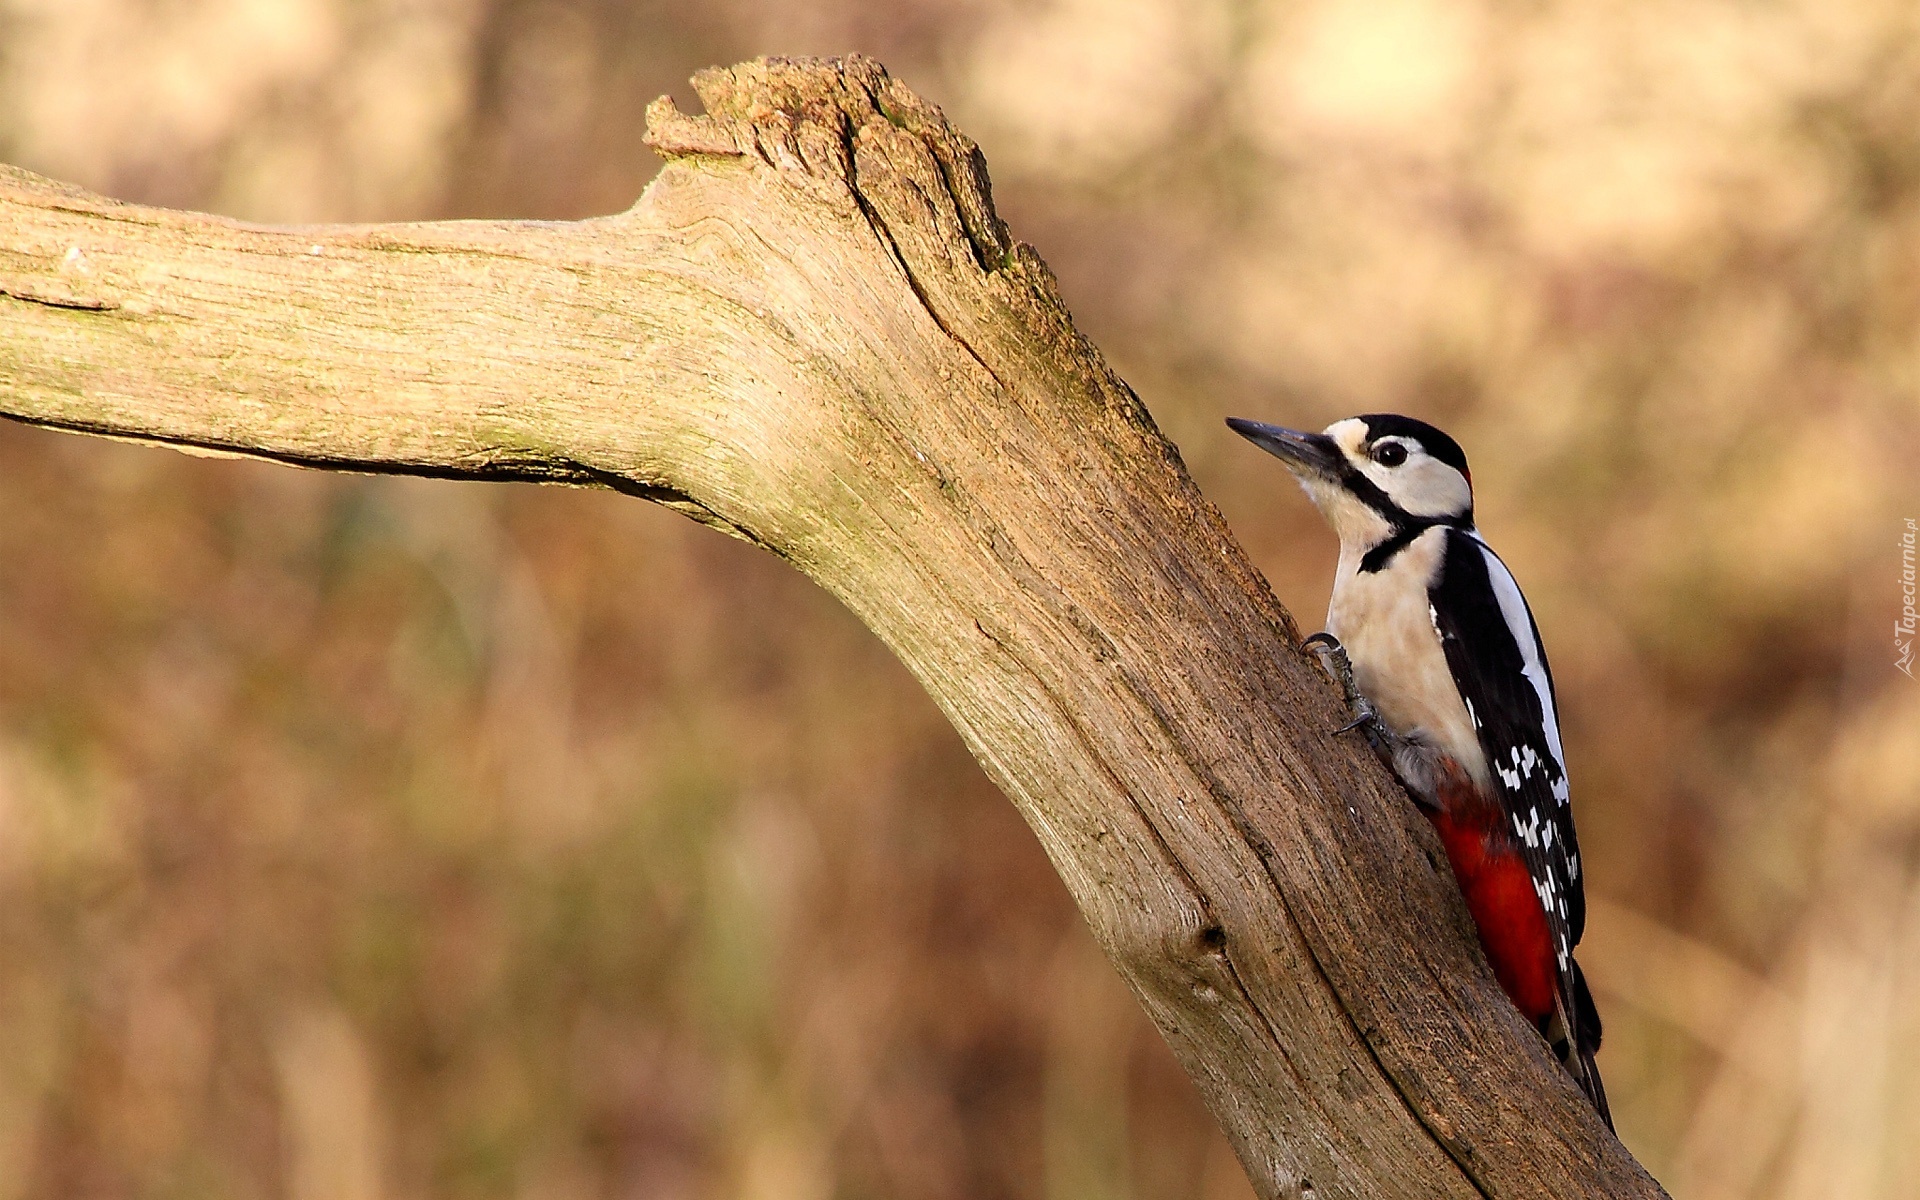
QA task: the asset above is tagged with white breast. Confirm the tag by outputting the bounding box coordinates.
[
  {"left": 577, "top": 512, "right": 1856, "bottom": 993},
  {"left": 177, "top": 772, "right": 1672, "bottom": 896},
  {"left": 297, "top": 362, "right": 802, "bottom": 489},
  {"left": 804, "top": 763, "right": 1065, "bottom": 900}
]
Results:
[{"left": 1325, "top": 528, "right": 1489, "bottom": 790}]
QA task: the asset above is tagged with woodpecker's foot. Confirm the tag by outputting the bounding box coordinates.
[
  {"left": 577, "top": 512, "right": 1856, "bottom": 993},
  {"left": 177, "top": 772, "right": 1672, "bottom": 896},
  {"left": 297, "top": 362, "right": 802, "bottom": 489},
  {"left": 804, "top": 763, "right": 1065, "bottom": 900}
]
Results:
[{"left": 1302, "top": 633, "right": 1388, "bottom": 749}]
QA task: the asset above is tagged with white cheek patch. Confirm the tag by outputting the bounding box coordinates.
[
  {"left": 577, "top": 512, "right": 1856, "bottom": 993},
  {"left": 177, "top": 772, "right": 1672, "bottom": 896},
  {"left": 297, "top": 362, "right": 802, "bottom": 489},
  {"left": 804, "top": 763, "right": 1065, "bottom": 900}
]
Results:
[
  {"left": 1331, "top": 422, "right": 1471, "bottom": 521},
  {"left": 1376, "top": 457, "right": 1470, "bottom": 519}
]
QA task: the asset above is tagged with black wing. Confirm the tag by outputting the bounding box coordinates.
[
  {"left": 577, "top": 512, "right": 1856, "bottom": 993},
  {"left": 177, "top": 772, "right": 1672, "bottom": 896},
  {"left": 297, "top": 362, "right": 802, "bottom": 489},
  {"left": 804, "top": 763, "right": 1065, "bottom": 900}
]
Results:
[
  {"left": 1430, "top": 528, "right": 1608, "bottom": 1124},
  {"left": 1428, "top": 529, "right": 1585, "bottom": 974}
]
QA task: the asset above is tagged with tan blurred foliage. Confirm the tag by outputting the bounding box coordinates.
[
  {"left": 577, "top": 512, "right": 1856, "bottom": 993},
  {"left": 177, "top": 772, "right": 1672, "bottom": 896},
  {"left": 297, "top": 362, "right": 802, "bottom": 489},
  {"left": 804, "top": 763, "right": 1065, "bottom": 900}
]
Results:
[{"left": 0, "top": 1, "right": 1915, "bottom": 1197}]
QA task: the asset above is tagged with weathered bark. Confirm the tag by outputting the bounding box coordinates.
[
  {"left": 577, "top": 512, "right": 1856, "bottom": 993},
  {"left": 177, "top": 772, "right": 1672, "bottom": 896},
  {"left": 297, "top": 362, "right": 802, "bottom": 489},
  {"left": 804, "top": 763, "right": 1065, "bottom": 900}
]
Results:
[{"left": 0, "top": 56, "right": 1664, "bottom": 1199}]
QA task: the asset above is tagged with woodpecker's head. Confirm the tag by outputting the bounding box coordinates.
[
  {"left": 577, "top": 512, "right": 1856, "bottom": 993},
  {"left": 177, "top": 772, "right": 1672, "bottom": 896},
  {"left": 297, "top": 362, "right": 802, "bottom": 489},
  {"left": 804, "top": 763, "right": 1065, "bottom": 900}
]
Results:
[{"left": 1226, "top": 413, "right": 1474, "bottom": 547}]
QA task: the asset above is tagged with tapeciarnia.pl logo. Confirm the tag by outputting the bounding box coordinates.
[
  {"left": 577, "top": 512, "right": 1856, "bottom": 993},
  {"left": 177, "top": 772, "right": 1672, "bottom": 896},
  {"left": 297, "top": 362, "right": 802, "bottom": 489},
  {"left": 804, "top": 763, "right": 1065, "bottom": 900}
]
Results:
[{"left": 1900, "top": 517, "right": 1917, "bottom": 678}]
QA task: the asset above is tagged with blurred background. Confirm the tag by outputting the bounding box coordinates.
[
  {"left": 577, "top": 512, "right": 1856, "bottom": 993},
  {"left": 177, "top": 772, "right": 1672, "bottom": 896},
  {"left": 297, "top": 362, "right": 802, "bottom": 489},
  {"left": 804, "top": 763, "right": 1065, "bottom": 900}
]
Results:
[{"left": 0, "top": 0, "right": 1916, "bottom": 1197}]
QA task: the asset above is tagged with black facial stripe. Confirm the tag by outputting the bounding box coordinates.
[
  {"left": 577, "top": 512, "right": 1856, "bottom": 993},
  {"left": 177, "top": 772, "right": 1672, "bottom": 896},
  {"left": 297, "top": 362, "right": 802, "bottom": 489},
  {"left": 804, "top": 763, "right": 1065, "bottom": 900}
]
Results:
[
  {"left": 1341, "top": 469, "right": 1436, "bottom": 574},
  {"left": 1336, "top": 415, "right": 1474, "bottom": 571},
  {"left": 1334, "top": 458, "right": 1401, "bottom": 519},
  {"left": 1335, "top": 449, "right": 1472, "bottom": 573},
  {"left": 1359, "top": 523, "right": 1427, "bottom": 573},
  {"left": 1358, "top": 514, "right": 1472, "bottom": 573},
  {"left": 1336, "top": 443, "right": 1471, "bottom": 527}
]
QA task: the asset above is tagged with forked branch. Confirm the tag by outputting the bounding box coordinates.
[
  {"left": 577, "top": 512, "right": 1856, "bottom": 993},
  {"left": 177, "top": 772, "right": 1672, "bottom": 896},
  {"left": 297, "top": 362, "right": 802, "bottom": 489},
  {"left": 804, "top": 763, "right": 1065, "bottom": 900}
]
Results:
[{"left": 0, "top": 55, "right": 1664, "bottom": 1199}]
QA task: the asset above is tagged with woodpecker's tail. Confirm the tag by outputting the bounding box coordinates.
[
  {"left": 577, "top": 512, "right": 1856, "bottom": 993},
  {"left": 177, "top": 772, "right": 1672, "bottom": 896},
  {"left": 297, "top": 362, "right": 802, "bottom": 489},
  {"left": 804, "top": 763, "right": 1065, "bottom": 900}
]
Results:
[
  {"left": 1542, "top": 959, "right": 1611, "bottom": 1129},
  {"left": 1567, "top": 958, "right": 1612, "bottom": 1130}
]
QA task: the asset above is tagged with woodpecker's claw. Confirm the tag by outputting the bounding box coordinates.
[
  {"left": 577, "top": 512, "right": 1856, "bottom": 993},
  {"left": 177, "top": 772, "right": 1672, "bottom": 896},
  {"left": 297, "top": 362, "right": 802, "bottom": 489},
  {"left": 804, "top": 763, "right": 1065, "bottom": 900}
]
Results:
[
  {"left": 1302, "top": 632, "right": 1359, "bottom": 709},
  {"left": 1303, "top": 633, "right": 1388, "bottom": 747},
  {"left": 1333, "top": 697, "right": 1392, "bottom": 754},
  {"left": 1301, "top": 632, "right": 1352, "bottom": 698},
  {"left": 1334, "top": 707, "right": 1383, "bottom": 736}
]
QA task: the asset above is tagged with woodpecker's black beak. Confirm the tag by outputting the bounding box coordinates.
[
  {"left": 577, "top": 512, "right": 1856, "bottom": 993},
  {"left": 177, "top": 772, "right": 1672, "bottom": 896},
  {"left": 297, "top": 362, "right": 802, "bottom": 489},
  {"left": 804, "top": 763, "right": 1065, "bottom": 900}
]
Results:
[{"left": 1225, "top": 418, "right": 1343, "bottom": 481}]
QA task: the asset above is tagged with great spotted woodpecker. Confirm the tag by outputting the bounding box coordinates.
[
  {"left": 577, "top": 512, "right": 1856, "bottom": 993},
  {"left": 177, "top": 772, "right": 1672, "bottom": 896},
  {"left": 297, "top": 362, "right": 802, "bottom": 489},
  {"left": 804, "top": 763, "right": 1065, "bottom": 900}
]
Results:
[{"left": 1227, "top": 412, "right": 1610, "bottom": 1127}]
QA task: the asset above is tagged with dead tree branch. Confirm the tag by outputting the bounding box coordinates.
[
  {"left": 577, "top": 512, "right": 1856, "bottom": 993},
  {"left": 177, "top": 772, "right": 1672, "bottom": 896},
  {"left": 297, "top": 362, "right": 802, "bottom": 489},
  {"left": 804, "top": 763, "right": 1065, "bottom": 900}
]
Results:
[{"left": 0, "top": 55, "right": 1664, "bottom": 1200}]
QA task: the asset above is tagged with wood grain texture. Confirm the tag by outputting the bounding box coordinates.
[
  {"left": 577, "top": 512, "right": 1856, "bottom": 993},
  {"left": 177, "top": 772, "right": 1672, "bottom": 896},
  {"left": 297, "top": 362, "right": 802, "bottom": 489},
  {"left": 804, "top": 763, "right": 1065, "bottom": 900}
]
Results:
[{"left": 0, "top": 55, "right": 1665, "bottom": 1200}]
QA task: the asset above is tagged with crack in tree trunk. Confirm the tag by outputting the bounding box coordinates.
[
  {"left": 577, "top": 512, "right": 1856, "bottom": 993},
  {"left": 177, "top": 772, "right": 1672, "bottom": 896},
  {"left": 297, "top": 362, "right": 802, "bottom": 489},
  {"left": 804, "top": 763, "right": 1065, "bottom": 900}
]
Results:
[{"left": 0, "top": 54, "right": 1665, "bottom": 1200}]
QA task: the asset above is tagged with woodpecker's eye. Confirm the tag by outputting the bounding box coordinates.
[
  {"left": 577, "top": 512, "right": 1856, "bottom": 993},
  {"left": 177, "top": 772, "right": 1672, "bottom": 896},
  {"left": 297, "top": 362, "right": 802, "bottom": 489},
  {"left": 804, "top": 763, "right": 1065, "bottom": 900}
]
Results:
[{"left": 1371, "top": 441, "right": 1408, "bottom": 467}]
